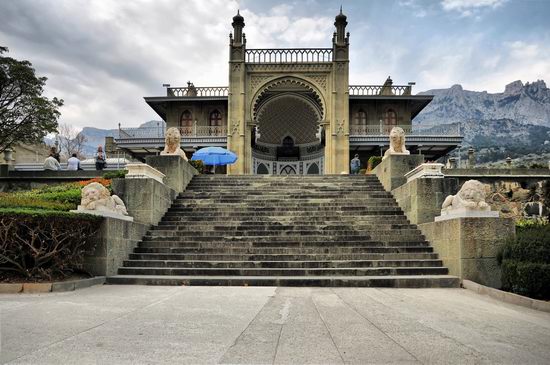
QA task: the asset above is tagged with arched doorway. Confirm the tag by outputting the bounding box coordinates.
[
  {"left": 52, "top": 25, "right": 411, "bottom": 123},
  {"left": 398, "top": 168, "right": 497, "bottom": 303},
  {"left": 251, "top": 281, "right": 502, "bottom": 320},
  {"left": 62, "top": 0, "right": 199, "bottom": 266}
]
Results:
[{"left": 251, "top": 78, "right": 325, "bottom": 175}]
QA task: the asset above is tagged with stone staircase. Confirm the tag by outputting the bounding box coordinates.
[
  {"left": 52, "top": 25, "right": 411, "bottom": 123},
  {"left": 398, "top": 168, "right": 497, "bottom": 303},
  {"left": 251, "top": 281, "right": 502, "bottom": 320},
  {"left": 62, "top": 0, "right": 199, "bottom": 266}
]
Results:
[{"left": 107, "top": 175, "right": 459, "bottom": 287}]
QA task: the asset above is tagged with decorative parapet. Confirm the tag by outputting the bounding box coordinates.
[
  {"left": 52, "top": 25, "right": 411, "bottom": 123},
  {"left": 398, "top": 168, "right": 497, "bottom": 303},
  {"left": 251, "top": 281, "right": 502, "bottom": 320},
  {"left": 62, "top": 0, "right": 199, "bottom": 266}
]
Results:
[
  {"left": 349, "top": 84, "right": 413, "bottom": 96},
  {"left": 245, "top": 48, "right": 333, "bottom": 63},
  {"left": 126, "top": 163, "right": 165, "bottom": 184},
  {"left": 167, "top": 86, "right": 228, "bottom": 97},
  {"left": 405, "top": 163, "right": 444, "bottom": 183}
]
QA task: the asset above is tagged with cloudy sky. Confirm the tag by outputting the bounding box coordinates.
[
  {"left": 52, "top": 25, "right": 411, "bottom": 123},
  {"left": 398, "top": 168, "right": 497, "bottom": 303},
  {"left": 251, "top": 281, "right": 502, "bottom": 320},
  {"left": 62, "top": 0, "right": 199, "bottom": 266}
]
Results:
[{"left": 1, "top": 0, "right": 549, "bottom": 129}]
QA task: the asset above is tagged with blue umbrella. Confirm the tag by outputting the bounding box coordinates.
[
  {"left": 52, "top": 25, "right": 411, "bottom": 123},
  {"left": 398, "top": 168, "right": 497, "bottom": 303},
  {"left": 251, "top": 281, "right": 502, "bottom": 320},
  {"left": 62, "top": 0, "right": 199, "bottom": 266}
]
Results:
[{"left": 191, "top": 147, "right": 238, "bottom": 166}]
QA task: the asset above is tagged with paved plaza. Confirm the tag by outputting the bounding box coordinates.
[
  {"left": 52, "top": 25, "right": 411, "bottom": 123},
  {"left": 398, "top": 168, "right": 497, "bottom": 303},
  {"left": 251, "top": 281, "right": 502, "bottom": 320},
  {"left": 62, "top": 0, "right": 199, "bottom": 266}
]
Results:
[{"left": 1, "top": 285, "right": 549, "bottom": 364}]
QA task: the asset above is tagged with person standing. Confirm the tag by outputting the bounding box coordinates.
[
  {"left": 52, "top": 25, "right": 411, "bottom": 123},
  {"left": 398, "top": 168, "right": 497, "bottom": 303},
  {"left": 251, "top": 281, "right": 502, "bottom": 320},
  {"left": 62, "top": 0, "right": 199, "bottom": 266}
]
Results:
[
  {"left": 67, "top": 153, "right": 81, "bottom": 171},
  {"left": 350, "top": 154, "right": 361, "bottom": 174},
  {"left": 95, "top": 145, "right": 106, "bottom": 170},
  {"left": 44, "top": 153, "right": 61, "bottom": 171}
]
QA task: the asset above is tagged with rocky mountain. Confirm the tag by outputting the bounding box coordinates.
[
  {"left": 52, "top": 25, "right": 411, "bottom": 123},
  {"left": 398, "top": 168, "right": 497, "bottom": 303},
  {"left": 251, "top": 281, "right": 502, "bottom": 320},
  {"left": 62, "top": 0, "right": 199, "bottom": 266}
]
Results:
[
  {"left": 415, "top": 80, "right": 550, "bottom": 127},
  {"left": 415, "top": 80, "right": 550, "bottom": 164}
]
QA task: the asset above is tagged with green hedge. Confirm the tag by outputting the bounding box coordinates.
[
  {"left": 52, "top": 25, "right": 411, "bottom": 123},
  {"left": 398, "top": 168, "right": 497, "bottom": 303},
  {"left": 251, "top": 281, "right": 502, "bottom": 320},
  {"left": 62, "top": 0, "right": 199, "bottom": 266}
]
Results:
[
  {"left": 498, "top": 224, "right": 550, "bottom": 300},
  {"left": 0, "top": 210, "right": 102, "bottom": 280},
  {"left": 103, "top": 170, "right": 128, "bottom": 179},
  {"left": 368, "top": 156, "right": 382, "bottom": 170}
]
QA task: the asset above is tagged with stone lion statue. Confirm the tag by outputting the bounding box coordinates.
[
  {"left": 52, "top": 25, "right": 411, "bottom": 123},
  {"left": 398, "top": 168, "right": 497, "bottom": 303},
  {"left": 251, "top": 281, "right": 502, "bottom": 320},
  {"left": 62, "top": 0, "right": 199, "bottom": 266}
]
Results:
[
  {"left": 441, "top": 179, "right": 490, "bottom": 214},
  {"left": 383, "top": 127, "right": 410, "bottom": 160},
  {"left": 78, "top": 182, "right": 128, "bottom": 215},
  {"left": 161, "top": 127, "right": 188, "bottom": 161}
]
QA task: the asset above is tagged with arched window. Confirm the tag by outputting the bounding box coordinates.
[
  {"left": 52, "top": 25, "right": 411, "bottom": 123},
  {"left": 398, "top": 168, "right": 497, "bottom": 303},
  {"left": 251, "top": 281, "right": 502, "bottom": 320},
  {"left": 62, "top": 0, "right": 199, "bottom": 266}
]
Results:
[
  {"left": 353, "top": 109, "right": 367, "bottom": 126},
  {"left": 180, "top": 110, "right": 193, "bottom": 127},
  {"left": 383, "top": 109, "right": 397, "bottom": 127},
  {"left": 282, "top": 136, "right": 294, "bottom": 147},
  {"left": 209, "top": 110, "right": 222, "bottom": 126}
]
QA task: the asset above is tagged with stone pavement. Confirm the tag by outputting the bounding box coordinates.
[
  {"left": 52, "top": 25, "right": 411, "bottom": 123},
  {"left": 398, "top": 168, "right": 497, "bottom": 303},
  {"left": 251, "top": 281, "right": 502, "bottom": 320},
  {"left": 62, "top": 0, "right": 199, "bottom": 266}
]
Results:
[{"left": 1, "top": 286, "right": 549, "bottom": 364}]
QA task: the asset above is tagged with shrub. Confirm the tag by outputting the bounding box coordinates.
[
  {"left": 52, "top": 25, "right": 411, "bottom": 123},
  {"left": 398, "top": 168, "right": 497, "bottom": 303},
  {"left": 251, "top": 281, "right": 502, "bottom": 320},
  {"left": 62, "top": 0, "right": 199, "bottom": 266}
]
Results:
[
  {"left": 189, "top": 160, "right": 204, "bottom": 173},
  {"left": 103, "top": 170, "right": 128, "bottom": 179},
  {"left": 0, "top": 210, "right": 102, "bottom": 280},
  {"left": 367, "top": 156, "right": 382, "bottom": 171},
  {"left": 0, "top": 195, "right": 73, "bottom": 211},
  {"left": 498, "top": 224, "right": 550, "bottom": 300}
]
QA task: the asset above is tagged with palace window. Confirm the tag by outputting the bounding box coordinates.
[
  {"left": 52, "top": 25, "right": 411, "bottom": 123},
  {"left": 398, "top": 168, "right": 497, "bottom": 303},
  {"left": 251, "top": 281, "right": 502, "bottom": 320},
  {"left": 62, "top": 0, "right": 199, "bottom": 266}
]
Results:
[
  {"left": 180, "top": 110, "right": 193, "bottom": 127},
  {"left": 353, "top": 109, "right": 367, "bottom": 126},
  {"left": 383, "top": 109, "right": 397, "bottom": 126},
  {"left": 209, "top": 110, "right": 222, "bottom": 126}
]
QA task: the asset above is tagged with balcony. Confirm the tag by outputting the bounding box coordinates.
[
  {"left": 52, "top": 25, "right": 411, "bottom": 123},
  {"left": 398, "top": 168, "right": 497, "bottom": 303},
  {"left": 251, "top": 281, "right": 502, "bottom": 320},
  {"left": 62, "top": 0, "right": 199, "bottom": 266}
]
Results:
[
  {"left": 115, "top": 125, "right": 228, "bottom": 158},
  {"left": 349, "top": 123, "right": 463, "bottom": 160},
  {"left": 349, "top": 124, "right": 461, "bottom": 136}
]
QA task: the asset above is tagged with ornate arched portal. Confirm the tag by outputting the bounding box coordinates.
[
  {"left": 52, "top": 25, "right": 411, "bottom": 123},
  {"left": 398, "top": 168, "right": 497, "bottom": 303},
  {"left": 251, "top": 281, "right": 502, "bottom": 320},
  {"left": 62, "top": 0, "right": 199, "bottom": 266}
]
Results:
[{"left": 249, "top": 77, "right": 326, "bottom": 175}]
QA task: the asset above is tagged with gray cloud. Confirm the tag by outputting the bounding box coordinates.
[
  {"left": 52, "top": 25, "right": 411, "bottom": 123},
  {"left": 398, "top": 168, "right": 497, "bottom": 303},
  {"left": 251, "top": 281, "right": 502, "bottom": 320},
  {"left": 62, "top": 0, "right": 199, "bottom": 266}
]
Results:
[{"left": 0, "top": 0, "right": 548, "bottom": 130}]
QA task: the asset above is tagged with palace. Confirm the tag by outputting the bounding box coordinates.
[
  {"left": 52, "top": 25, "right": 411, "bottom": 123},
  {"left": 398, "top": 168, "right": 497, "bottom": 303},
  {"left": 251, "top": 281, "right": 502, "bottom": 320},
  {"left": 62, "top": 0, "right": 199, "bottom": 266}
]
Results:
[{"left": 115, "top": 9, "right": 462, "bottom": 174}]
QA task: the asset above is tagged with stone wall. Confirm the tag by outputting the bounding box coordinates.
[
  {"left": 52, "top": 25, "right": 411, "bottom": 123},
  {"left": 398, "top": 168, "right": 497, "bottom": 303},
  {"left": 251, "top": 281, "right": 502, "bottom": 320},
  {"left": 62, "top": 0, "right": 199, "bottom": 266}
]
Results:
[
  {"left": 111, "top": 177, "right": 177, "bottom": 226},
  {"left": 146, "top": 155, "right": 197, "bottom": 193},
  {"left": 83, "top": 217, "right": 149, "bottom": 277},
  {"left": 371, "top": 154, "right": 424, "bottom": 191},
  {"left": 419, "top": 217, "right": 515, "bottom": 288},
  {"left": 391, "top": 178, "right": 459, "bottom": 225}
]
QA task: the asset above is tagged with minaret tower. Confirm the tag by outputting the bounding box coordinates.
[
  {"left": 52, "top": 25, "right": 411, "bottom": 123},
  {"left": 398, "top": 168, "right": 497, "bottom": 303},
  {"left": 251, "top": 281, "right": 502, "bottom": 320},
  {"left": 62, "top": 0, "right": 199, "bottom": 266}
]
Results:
[
  {"left": 329, "top": 7, "right": 350, "bottom": 173},
  {"left": 227, "top": 10, "right": 248, "bottom": 174}
]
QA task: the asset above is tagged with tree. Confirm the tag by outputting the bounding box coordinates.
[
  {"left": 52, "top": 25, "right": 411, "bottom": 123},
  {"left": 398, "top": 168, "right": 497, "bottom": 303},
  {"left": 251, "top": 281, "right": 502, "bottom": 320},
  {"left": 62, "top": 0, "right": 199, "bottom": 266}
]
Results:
[
  {"left": 57, "top": 123, "right": 87, "bottom": 158},
  {"left": 0, "top": 46, "right": 63, "bottom": 153}
]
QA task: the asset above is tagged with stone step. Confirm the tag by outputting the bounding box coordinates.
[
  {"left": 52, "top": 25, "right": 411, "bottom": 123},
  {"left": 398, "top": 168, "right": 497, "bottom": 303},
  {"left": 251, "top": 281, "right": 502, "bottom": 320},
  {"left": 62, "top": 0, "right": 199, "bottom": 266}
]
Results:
[
  {"left": 133, "top": 246, "right": 434, "bottom": 254},
  {"left": 128, "top": 252, "right": 439, "bottom": 261},
  {"left": 155, "top": 222, "right": 417, "bottom": 230},
  {"left": 117, "top": 266, "right": 449, "bottom": 277},
  {"left": 145, "top": 228, "right": 424, "bottom": 237},
  {"left": 140, "top": 236, "right": 428, "bottom": 245},
  {"left": 160, "top": 215, "right": 411, "bottom": 223},
  {"left": 122, "top": 259, "right": 444, "bottom": 269},
  {"left": 106, "top": 275, "right": 460, "bottom": 288}
]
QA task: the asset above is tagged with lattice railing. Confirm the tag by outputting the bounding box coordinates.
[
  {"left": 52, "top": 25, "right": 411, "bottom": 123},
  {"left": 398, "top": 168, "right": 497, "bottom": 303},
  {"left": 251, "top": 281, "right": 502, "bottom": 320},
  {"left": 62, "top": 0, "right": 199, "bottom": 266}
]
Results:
[
  {"left": 349, "top": 124, "right": 461, "bottom": 136},
  {"left": 349, "top": 85, "right": 412, "bottom": 96},
  {"left": 116, "top": 126, "right": 227, "bottom": 139},
  {"left": 246, "top": 48, "right": 333, "bottom": 63},
  {"left": 167, "top": 86, "right": 229, "bottom": 97}
]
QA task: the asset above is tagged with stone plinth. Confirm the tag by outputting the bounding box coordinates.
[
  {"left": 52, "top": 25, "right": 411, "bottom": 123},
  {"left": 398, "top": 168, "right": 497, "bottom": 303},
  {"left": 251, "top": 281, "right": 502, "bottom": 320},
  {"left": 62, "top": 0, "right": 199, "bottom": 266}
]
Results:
[
  {"left": 371, "top": 154, "right": 424, "bottom": 191},
  {"left": 70, "top": 209, "right": 133, "bottom": 222},
  {"left": 419, "top": 217, "right": 515, "bottom": 288},
  {"left": 111, "top": 177, "right": 177, "bottom": 226},
  {"left": 392, "top": 177, "right": 459, "bottom": 225},
  {"left": 83, "top": 217, "right": 149, "bottom": 276},
  {"left": 405, "top": 163, "right": 444, "bottom": 182},
  {"left": 435, "top": 208, "right": 499, "bottom": 222},
  {"left": 126, "top": 163, "right": 165, "bottom": 184},
  {"left": 146, "top": 155, "right": 197, "bottom": 193}
]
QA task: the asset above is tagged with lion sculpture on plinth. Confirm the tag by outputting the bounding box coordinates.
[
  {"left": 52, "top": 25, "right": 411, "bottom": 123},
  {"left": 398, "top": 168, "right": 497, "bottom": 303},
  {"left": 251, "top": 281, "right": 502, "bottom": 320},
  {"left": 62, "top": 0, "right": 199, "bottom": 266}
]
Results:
[
  {"left": 161, "top": 127, "right": 188, "bottom": 161},
  {"left": 78, "top": 182, "right": 128, "bottom": 215},
  {"left": 441, "top": 179, "right": 490, "bottom": 214},
  {"left": 383, "top": 126, "right": 410, "bottom": 160}
]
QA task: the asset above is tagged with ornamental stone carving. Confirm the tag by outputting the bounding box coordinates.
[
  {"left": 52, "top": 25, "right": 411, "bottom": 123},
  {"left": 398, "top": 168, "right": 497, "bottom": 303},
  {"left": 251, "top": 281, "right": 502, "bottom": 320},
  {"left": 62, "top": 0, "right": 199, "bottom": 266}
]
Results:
[
  {"left": 78, "top": 182, "right": 128, "bottom": 216},
  {"left": 161, "top": 127, "right": 188, "bottom": 161},
  {"left": 383, "top": 127, "right": 410, "bottom": 159}
]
